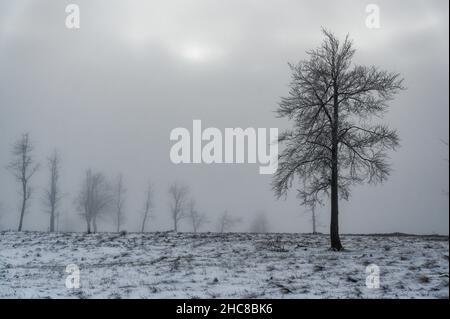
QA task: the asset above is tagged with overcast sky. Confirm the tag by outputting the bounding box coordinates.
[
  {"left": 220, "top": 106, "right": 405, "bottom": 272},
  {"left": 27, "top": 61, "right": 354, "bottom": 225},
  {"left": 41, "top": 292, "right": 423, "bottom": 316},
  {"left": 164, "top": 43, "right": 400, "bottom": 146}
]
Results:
[{"left": 0, "top": 0, "right": 448, "bottom": 234}]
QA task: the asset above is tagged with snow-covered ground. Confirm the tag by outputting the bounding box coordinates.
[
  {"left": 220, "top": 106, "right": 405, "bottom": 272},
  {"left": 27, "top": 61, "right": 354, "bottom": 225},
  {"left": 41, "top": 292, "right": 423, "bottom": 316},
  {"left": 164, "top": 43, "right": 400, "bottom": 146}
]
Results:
[{"left": 0, "top": 231, "right": 448, "bottom": 299}]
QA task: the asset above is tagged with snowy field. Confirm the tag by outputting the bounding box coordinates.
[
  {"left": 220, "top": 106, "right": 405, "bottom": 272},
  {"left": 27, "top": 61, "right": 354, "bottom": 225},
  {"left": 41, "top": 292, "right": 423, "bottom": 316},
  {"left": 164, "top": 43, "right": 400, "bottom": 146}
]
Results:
[{"left": 0, "top": 231, "right": 448, "bottom": 299}]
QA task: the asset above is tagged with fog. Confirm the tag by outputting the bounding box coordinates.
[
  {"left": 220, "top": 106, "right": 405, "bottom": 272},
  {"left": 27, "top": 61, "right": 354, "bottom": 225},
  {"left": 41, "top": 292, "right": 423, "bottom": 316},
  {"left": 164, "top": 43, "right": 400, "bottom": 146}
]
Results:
[{"left": 0, "top": 0, "right": 448, "bottom": 234}]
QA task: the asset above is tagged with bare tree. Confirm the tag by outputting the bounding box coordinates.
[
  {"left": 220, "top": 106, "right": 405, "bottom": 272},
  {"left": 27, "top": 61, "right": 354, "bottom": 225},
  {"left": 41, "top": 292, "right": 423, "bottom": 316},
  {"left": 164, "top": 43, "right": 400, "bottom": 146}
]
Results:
[
  {"left": 168, "top": 183, "right": 189, "bottom": 232},
  {"left": 75, "top": 169, "right": 112, "bottom": 233},
  {"left": 273, "top": 29, "right": 404, "bottom": 250},
  {"left": 305, "top": 205, "right": 324, "bottom": 235},
  {"left": 187, "top": 199, "right": 208, "bottom": 233},
  {"left": 7, "top": 133, "right": 40, "bottom": 231},
  {"left": 249, "top": 211, "right": 269, "bottom": 233},
  {"left": 113, "top": 174, "right": 126, "bottom": 232},
  {"left": 141, "top": 182, "right": 154, "bottom": 232},
  {"left": 43, "top": 150, "right": 62, "bottom": 232},
  {"left": 217, "top": 211, "right": 240, "bottom": 233}
]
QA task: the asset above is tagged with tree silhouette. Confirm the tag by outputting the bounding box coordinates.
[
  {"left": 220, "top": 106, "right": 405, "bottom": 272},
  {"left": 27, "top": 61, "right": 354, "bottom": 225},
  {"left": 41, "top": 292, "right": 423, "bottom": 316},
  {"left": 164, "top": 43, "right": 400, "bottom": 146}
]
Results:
[{"left": 273, "top": 29, "right": 404, "bottom": 250}]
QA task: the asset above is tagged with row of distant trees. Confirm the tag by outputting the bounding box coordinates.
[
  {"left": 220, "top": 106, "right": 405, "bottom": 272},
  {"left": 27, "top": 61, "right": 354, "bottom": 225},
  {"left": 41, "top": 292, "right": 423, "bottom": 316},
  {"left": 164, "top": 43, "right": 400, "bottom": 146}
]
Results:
[{"left": 4, "top": 133, "right": 270, "bottom": 234}]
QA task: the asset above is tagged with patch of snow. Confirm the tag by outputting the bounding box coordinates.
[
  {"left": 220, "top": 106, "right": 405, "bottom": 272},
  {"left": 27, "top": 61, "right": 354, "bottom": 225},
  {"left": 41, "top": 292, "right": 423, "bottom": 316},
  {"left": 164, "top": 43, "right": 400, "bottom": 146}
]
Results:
[{"left": 0, "top": 231, "right": 448, "bottom": 298}]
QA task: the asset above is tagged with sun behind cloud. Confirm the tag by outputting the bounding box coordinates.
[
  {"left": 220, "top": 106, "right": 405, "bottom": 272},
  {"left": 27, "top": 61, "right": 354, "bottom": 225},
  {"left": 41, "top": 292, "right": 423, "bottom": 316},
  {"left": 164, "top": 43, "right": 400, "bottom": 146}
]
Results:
[{"left": 179, "top": 43, "right": 223, "bottom": 63}]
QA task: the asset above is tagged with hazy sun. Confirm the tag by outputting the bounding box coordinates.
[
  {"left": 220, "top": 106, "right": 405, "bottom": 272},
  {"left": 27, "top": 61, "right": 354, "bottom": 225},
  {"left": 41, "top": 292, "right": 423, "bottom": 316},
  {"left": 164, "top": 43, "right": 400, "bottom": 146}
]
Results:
[{"left": 180, "top": 44, "right": 217, "bottom": 63}]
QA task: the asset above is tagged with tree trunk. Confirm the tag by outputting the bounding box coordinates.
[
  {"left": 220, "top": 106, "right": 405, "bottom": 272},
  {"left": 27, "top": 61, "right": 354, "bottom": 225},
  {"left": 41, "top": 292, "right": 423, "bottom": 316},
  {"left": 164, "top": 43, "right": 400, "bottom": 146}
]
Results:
[
  {"left": 312, "top": 208, "right": 317, "bottom": 235},
  {"left": 93, "top": 217, "right": 98, "bottom": 233},
  {"left": 18, "top": 183, "right": 26, "bottom": 231},
  {"left": 50, "top": 206, "right": 55, "bottom": 232},
  {"left": 174, "top": 218, "right": 178, "bottom": 232},
  {"left": 141, "top": 213, "right": 147, "bottom": 233},
  {"left": 330, "top": 86, "right": 343, "bottom": 251},
  {"left": 330, "top": 168, "right": 342, "bottom": 250},
  {"left": 86, "top": 217, "right": 91, "bottom": 233},
  {"left": 18, "top": 200, "right": 25, "bottom": 231}
]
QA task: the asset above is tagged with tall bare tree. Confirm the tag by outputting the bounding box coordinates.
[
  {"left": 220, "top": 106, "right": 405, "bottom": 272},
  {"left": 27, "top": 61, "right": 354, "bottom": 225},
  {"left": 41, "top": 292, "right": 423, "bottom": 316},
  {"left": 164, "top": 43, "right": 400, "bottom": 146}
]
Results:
[
  {"left": 187, "top": 199, "right": 208, "bottom": 233},
  {"left": 217, "top": 211, "right": 240, "bottom": 233},
  {"left": 75, "top": 169, "right": 111, "bottom": 233},
  {"left": 168, "top": 183, "right": 189, "bottom": 232},
  {"left": 113, "top": 174, "right": 126, "bottom": 232},
  {"left": 273, "top": 29, "right": 404, "bottom": 250},
  {"left": 141, "top": 182, "right": 154, "bottom": 232},
  {"left": 7, "top": 133, "right": 40, "bottom": 231},
  {"left": 43, "top": 150, "right": 62, "bottom": 232}
]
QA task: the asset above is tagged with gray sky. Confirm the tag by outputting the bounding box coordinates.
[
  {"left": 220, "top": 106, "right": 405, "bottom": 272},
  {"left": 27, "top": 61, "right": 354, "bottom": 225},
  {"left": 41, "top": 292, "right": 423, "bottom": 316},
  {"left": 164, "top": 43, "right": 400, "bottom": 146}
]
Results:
[{"left": 0, "top": 0, "right": 448, "bottom": 234}]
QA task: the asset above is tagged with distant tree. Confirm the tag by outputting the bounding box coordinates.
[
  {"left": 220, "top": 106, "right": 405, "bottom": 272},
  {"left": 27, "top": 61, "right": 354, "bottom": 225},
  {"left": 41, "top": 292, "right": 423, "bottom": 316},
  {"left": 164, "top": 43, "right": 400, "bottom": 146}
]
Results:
[
  {"left": 168, "top": 183, "right": 189, "bottom": 232},
  {"left": 43, "top": 150, "right": 62, "bottom": 232},
  {"left": 273, "top": 29, "right": 404, "bottom": 250},
  {"left": 187, "top": 199, "right": 208, "bottom": 233},
  {"left": 75, "top": 169, "right": 112, "bottom": 233},
  {"left": 311, "top": 206, "right": 317, "bottom": 234},
  {"left": 113, "top": 174, "right": 126, "bottom": 232},
  {"left": 141, "top": 182, "right": 154, "bottom": 232},
  {"left": 217, "top": 211, "right": 240, "bottom": 233},
  {"left": 249, "top": 211, "right": 269, "bottom": 233},
  {"left": 305, "top": 205, "right": 325, "bottom": 235},
  {"left": 7, "top": 133, "right": 40, "bottom": 231}
]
